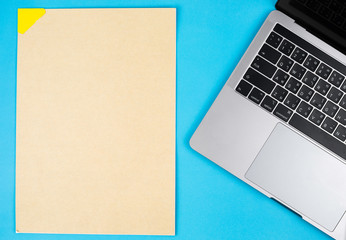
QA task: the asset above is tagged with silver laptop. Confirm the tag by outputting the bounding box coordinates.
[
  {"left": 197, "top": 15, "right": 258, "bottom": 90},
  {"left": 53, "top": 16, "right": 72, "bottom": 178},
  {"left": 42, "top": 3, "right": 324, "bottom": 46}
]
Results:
[{"left": 190, "top": 0, "right": 346, "bottom": 239}]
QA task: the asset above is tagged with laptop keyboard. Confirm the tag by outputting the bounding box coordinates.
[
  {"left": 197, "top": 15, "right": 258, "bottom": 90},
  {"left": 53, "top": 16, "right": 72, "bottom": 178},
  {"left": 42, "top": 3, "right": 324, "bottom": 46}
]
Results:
[{"left": 235, "top": 24, "right": 346, "bottom": 160}]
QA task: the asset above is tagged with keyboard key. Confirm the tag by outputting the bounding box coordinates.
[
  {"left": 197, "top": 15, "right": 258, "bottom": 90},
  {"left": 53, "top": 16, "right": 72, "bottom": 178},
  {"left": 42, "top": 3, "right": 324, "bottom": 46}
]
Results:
[
  {"left": 290, "top": 63, "right": 306, "bottom": 80},
  {"left": 271, "top": 85, "right": 288, "bottom": 102},
  {"left": 236, "top": 80, "right": 253, "bottom": 96},
  {"left": 284, "top": 93, "right": 301, "bottom": 110},
  {"left": 290, "top": 113, "right": 346, "bottom": 160},
  {"left": 334, "top": 125, "right": 346, "bottom": 141},
  {"left": 297, "top": 85, "right": 314, "bottom": 101},
  {"left": 321, "top": 117, "right": 338, "bottom": 133},
  {"left": 277, "top": 55, "right": 294, "bottom": 72},
  {"left": 309, "top": 109, "right": 325, "bottom": 125},
  {"left": 323, "top": 100, "right": 339, "bottom": 117},
  {"left": 278, "top": 40, "right": 295, "bottom": 56},
  {"left": 243, "top": 68, "right": 275, "bottom": 94},
  {"left": 248, "top": 88, "right": 265, "bottom": 104},
  {"left": 266, "top": 32, "right": 283, "bottom": 48},
  {"left": 303, "top": 55, "right": 320, "bottom": 72},
  {"left": 316, "top": 63, "right": 332, "bottom": 79},
  {"left": 297, "top": 101, "right": 313, "bottom": 117},
  {"left": 328, "top": 71, "right": 345, "bottom": 87},
  {"left": 285, "top": 77, "right": 302, "bottom": 94},
  {"left": 327, "top": 87, "right": 343, "bottom": 103},
  {"left": 291, "top": 47, "right": 307, "bottom": 64},
  {"left": 335, "top": 108, "right": 346, "bottom": 125},
  {"left": 310, "top": 92, "right": 327, "bottom": 109},
  {"left": 339, "top": 95, "right": 346, "bottom": 109},
  {"left": 273, "top": 103, "right": 293, "bottom": 122},
  {"left": 260, "top": 95, "right": 278, "bottom": 112},
  {"left": 340, "top": 80, "right": 346, "bottom": 93},
  {"left": 302, "top": 71, "right": 319, "bottom": 87},
  {"left": 251, "top": 56, "right": 277, "bottom": 78},
  {"left": 272, "top": 69, "right": 289, "bottom": 85},
  {"left": 258, "top": 44, "right": 281, "bottom": 64},
  {"left": 314, "top": 79, "right": 331, "bottom": 95}
]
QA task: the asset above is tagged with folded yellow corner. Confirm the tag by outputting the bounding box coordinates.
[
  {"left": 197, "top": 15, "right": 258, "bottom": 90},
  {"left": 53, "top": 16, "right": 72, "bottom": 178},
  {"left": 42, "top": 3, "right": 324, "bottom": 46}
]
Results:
[{"left": 18, "top": 8, "right": 45, "bottom": 34}]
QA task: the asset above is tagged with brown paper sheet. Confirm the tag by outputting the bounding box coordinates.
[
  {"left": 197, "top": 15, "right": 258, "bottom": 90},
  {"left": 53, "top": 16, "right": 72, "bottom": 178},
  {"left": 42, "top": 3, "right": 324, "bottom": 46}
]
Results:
[{"left": 16, "top": 8, "right": 176, "bottom": 235}]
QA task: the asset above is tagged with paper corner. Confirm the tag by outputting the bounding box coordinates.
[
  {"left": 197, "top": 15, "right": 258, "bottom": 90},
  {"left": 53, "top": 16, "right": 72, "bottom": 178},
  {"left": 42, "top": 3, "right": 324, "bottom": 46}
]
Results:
[{"left": 18, "top": 8, "right": 46, "bottom": 34}]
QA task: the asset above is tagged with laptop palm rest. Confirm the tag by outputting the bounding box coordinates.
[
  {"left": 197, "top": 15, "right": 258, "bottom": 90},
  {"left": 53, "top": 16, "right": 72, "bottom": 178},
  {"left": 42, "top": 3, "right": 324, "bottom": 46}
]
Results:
[{"left": 245, "top": 123, "right": 346, "bottom": 232}]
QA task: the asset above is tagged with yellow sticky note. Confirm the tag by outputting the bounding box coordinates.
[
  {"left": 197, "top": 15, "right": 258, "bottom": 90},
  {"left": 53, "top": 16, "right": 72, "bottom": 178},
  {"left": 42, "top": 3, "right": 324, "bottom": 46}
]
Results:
[{"left": 18, "top": 8, "right": 45, "bottom": 34}]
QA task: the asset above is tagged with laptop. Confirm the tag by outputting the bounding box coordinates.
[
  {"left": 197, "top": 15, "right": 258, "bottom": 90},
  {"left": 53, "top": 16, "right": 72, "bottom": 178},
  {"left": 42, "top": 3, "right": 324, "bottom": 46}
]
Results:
[{"left": 190, "top": 0, "right": 346, "bottom": 239}]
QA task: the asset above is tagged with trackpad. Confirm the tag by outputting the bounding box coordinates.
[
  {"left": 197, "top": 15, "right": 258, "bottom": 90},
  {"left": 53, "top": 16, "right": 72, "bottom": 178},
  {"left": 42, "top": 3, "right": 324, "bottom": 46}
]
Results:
[{"left": 245, "top": 123, "right": 346, "bottom": 231}]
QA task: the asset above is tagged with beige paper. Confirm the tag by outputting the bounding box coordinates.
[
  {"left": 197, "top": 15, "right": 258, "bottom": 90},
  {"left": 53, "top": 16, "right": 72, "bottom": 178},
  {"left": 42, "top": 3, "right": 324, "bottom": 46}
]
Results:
[{"left": 16, "top": 8, "right": 176, "bottom": 235}]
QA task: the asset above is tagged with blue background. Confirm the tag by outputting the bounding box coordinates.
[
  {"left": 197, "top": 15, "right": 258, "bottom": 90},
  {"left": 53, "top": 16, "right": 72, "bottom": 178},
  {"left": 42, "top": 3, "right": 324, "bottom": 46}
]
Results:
[{"left": 0, "top": 0, "right": 332, "bottom": 239}]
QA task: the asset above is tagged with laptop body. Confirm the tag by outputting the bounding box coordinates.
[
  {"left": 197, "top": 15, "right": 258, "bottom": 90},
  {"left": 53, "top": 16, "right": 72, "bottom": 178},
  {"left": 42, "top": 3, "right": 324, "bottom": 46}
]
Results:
[{"left": 190, "top": 1, "right": 346, "bottom": 239}]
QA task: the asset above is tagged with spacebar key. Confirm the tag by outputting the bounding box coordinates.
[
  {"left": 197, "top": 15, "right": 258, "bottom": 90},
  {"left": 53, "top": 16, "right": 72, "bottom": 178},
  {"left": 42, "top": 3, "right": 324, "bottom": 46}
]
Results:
[{"left": 289, "top": 113, "right": 346, "bottom": 160}]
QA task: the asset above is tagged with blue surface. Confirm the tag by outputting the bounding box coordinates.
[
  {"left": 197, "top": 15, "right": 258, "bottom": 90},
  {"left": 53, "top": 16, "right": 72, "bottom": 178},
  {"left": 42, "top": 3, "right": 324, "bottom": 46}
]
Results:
[{"left": 0, "top": 0, "right": 332, "bottom": 239}]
